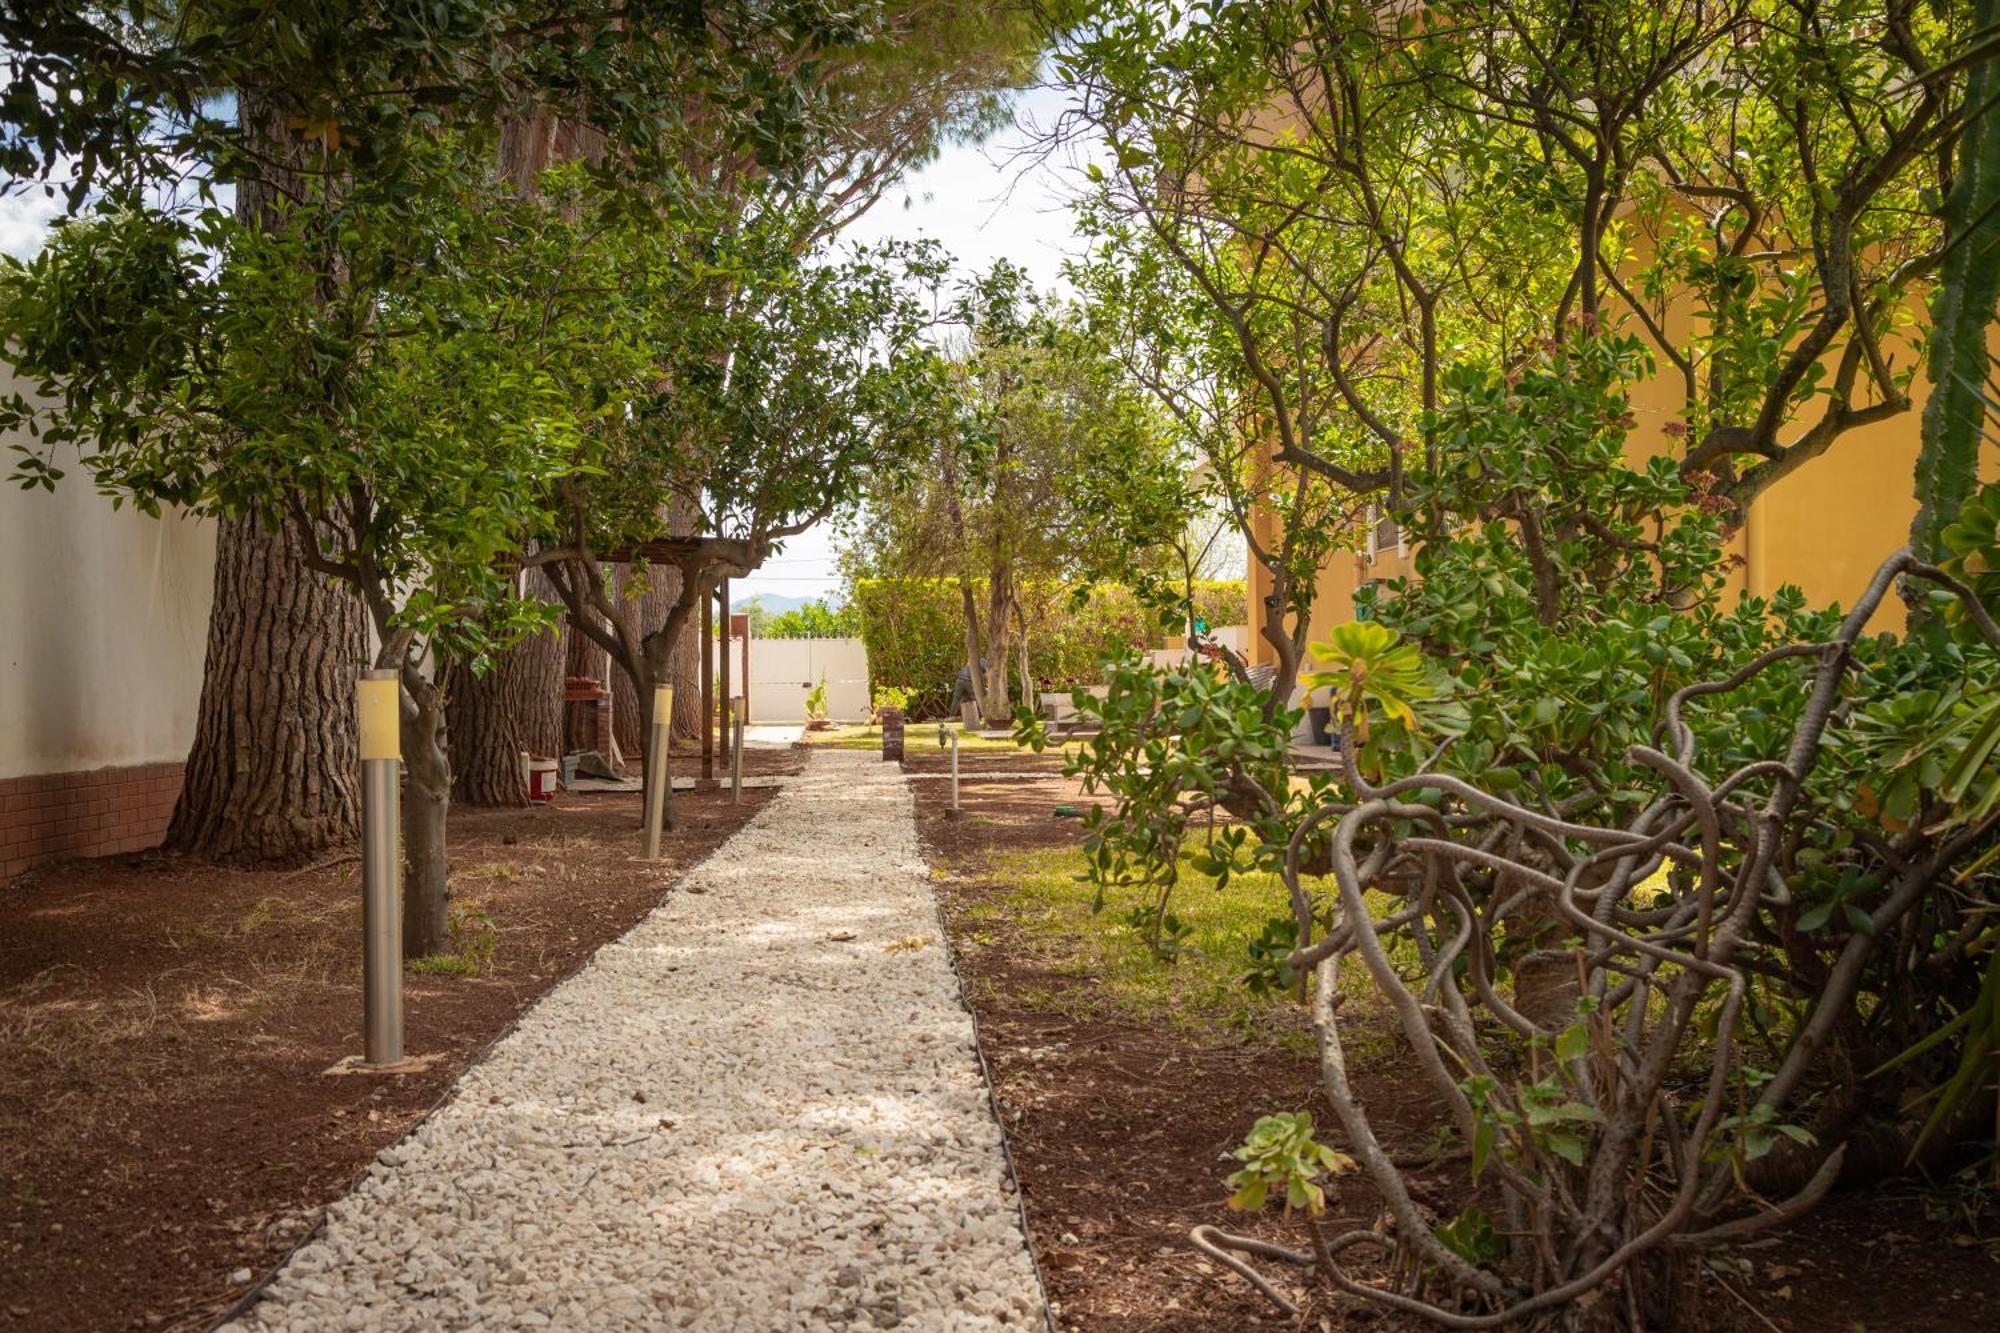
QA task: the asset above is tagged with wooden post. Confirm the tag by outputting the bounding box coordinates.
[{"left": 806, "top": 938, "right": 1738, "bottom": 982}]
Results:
[
  {"left": 701, "top": 583, "right": 715, "bottom": 781},
  {"left": 718, "top": 575, "right": 732, "bottom": 780},
  {"left": 739, "top": 616, "right": 752, "bottom": 724}
]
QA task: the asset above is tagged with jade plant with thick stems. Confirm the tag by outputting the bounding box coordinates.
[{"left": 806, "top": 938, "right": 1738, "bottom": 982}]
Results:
[{"left": 1038, "top": 345, "right": 2000, "bottom": 1325}]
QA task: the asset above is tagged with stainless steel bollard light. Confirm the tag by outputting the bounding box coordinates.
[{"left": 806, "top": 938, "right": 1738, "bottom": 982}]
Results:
[
  {"left": 937, "top": 722, "right": 959, "bottom": 812},
  {"left": 358, "top": 668, "right": 404, "bottom": 1066},
  {"left": 643, "top": 684, "right": 675, "bottom": 859},
  {"left": 731, "top": 696, "right": 744, "bottom": 804}
]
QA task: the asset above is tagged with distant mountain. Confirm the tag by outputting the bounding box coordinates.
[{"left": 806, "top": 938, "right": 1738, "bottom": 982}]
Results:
[{"left": 731, "top": 593, "right": 837, "bottom": 615}]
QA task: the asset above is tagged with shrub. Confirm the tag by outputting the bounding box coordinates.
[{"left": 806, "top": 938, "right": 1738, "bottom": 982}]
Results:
[
  {"left": 1043, "top": 340, "right": 2000, "bottom": 1325},
  {"left": 852, "top": 577, "right": 1245, "bottom": 718},
  {"left": 763, "top": 599, "right": 860, "bottom": 639},
  {"left": 870, "top": 683, "right": 912, "bottom": 718}
]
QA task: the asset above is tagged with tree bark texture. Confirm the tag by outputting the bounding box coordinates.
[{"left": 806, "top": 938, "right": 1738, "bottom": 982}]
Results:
[
  {"left": 399, "top": 677, "right": 452, "bottom": 959},
  {"left": 957, "top": 576, "right": 988, "bottom": 721},
  {"left": 167, "top": 515, "right": 365, "bottom": 863},
  {"left": 979, "top": 563, "right": 1017, "bottom": 725},
  {"left": 443, "top": 570, "right": 566, "bottom": 806},
  {"left": 167, "top": 92, "right": 366, "bottom": 863},
  {"left": 442, "top": 636, "right": 563, "bottom": 806},
  {"left": 612, "top": 563, "right": 701, "bottom": 754}
]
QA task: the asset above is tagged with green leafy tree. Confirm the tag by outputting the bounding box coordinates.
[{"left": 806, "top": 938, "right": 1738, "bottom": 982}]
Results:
[
  {"left": 847, "top": 261, "right": 1186, "bottom": 724},
  {"left": 2, "top": 145, "right": 637, "bottom": 955},
  {"left": 530, "top": 221, "right": 950, "bottom": 764},
  {"left": 764, "top": 600, "right": 861, "bottom": 638},
  {"left": 1050, "top": 329, "right": 2000, "bottom": 1321},
  {"left": 0, "top": 1, "right": 861, "bottom": 862},
  {"left": 1052, "top": 1, "right": 2000, "bottom": 1317},
  {"left": 1, "top": 0, "right": 1059, "bottom": 860},
  {"left": 1064, "top": 0, "right": 1974, "bottom": 704}
]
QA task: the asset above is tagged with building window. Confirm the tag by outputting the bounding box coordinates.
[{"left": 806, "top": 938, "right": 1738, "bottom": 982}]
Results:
[{"left": 1367, "top": 505, "right": 1403, "bottom": 560}]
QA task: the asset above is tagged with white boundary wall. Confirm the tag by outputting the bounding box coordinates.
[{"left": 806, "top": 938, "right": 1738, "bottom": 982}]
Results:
[
  {"left": 747, "top": 637, "right": 870, "bottom": 722},
  {"left": 1, "top": 364, "right": 216, "bottom": 779}
]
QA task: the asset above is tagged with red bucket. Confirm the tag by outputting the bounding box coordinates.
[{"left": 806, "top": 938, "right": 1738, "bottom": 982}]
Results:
[{"left": 527, "top": 758, "right": 559, "bottom": 802}]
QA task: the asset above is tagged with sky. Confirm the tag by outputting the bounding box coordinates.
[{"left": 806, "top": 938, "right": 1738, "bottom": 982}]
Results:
[{"left": 0, "top": 87, "right": 1097, "bottom": 611}]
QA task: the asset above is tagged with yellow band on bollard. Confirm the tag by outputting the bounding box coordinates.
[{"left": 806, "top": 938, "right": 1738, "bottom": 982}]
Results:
[
  {"left": 653, "top": 684, "right": 674, "bottom": 723},
  {"left": 358, "top": 676, "right": 401, "bottom": 760}
]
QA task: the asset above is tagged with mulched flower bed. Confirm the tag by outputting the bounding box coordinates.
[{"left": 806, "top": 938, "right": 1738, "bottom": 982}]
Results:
[
  {"left": 0, "top": 746, "right": 799, "bottom": 1333},
  {"left": 911, "top": 751, "right": 2000, "bottom": 1333}
]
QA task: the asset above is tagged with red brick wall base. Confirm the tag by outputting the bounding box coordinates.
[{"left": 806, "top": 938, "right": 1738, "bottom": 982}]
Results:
[{"left": 0, "top": 762, "right": 184, "bottom": 883}]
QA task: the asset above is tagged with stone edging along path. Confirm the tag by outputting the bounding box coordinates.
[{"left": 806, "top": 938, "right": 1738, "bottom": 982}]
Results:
[{"left": 223, "top": 750, "right": 1047, "bottom": 1332}]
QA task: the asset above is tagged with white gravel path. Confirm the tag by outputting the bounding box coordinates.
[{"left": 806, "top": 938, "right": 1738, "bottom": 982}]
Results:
[{"left": 226, "top": 750, "right": 1046, "bottom": 1332}]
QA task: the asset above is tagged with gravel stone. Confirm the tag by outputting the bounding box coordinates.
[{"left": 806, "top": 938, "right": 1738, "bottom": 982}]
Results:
[{"left": 222, "top": 752, "right": 1045, "bottom": 1331}]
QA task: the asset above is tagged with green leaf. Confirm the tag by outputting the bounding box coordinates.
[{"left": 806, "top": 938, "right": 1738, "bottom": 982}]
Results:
[{"left": 1545, "top": 1131, "right": 1586, "bottom": 1166}]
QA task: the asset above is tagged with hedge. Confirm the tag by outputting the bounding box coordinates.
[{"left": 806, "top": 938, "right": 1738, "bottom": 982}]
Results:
[{"left": 852, "top": 578, "right": 1246, "bottom": 719}]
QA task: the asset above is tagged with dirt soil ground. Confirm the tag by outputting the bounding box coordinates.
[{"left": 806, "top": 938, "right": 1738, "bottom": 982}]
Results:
[
  {"left": 912, "top": 751, "right": 2000, "bottom": 1333},
  {"left": 0, "top": 745, "right": 799, "bottom": 1333}
]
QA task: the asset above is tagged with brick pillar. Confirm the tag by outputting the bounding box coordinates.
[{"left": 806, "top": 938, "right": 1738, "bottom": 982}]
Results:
[{"left": 880, "top": 707, "right": 905, "bottom": 763}]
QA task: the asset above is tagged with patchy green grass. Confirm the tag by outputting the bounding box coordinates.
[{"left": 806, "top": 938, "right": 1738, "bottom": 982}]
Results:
[
  {"left": 405, "top": 953, "right": 483, "bottom": 977},
  {"left": 961, "top": 846, "right": 1409, "bottom": 1062},
  {"left": 804, "top": 722, "right": 1045, "bottom": 754},
  {"left": 962, "top": 849, "right": 1284, "bottom": 1053},
  {"left": 405, "top": 896, "right": 500, "bottom": 978}
]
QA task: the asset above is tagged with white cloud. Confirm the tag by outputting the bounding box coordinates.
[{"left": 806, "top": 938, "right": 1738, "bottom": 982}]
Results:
[
  {"left": 0, "top": 184, "right": 63, "bottom": 258},
  {"left": 843, "top": 84, "right": 1099, "bottom": 296}
]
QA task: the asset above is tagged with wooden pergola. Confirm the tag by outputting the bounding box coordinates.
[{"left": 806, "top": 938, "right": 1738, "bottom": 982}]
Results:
[{"left": 584, "top": 539, "right": 754, "bottom": 782}]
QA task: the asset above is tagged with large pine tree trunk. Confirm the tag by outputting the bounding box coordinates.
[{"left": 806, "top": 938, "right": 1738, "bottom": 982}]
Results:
[
  {"left": 167, "top": 94, "right": 364, "bottom": 863},
  {"left": 167, "top": 516, "right": 364, "bottom": 862},
  {"left": 443, "top": 574, "right": 566, "bottom": 806}
]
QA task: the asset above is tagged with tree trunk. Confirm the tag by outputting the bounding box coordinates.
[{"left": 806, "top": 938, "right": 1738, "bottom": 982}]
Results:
[
  {"left": 400, "top": 675, "right": 452, "bottom": 959},
  {"left": 441, "top": 632, "right": 561, "bottom": 806},
  {"left": 1014, "top": 599, "right": 1032, "bottom": 709},
  {"left": 958, "top": 576, "right": 988, "bottom": 721},
  {"left": 1507, "top": 869, "right": 1581, "bottom": 1030},
  {"left": 981, "top": 564, "right": 1016, "bottom": 725},
  {"left": 167, "top": 93, "right": 365, "bottom": 863},
  {"left": 443, "top": 573, "right": 565, "bottom": 806},
  {"left": 613, "top": 563, "right": 699, "bottom": 754},
  {"left": 166, "top": 516, "right": 365, "bottom": 862}
]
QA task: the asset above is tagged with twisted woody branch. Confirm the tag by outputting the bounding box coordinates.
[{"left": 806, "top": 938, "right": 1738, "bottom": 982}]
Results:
[{"left": 1195, "top": 551, "right": 2000, "bottom": 1326}]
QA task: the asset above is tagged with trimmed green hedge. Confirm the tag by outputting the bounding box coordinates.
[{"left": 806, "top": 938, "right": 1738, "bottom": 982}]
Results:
[{"left": 852, "top": 578, "right": 1246, "bottom": 719}]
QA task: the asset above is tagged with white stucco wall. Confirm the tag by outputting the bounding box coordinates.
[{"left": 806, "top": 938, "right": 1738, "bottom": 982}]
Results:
[
  {"left": 0, "top": 365, "right": 216, "bottom": 779},
  {"left": 746, "top": 637, "right": 871, "bottom": 722}
]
